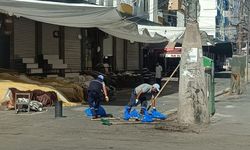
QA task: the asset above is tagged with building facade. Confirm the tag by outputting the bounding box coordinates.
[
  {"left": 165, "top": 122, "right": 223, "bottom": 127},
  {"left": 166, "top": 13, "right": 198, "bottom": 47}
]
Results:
[
  {"left": 216, "top": 0, "right": 240, "bottom": 42},
  {"left": 198, "top": 0, "right": 217, "bottom": 37}
]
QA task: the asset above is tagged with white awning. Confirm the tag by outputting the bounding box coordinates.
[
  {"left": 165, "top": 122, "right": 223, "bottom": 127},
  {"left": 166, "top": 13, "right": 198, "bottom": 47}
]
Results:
[
  {"left": 0, "top": 0, "right": 122, "bottom": 27},
  {"left": 138, "top": 25, "right": 186, "bottom": 42},
  {"left": 100, "top": 21, "right": 168, "bottom": 43},
  {"left": 0, "top": 0, "right": 185, "bottom": 43}
]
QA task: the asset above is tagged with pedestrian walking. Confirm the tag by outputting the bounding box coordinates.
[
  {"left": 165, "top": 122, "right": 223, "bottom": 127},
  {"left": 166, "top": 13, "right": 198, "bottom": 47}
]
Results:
[{"left": 155, "top": 62, "right": 163, "bottom": 88}]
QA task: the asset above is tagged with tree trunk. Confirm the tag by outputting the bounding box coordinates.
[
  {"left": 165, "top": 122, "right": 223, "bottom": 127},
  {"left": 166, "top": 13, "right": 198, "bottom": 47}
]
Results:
[{"left": 178, "top": 21, "right": 209, "bottom": 125}]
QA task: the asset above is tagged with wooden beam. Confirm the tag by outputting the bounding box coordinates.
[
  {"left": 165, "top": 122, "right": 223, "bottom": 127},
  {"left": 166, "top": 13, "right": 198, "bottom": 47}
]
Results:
[
  {"left": 112, "top": 36, "right": 117, "bottom": 71},
  {"left": 124, "top": 40, "right": 127, "bottom": 70}
]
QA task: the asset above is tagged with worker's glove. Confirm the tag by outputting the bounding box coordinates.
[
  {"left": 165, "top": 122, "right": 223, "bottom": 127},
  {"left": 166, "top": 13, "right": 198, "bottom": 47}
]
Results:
[
  {"left": 105, "top": 96, "right": 109, "bottom": 102},
  {"left": 135, "top": 99, "right": 139, "bottom": 104}
]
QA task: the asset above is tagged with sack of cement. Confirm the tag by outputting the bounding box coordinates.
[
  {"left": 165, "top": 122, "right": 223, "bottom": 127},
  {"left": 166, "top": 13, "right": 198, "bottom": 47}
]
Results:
[
  {"left": 17, "top": 98, "right": 29, "bottom": 103},
  {"left": 29, "top": 101, "right": 43, "bottom": 112}
]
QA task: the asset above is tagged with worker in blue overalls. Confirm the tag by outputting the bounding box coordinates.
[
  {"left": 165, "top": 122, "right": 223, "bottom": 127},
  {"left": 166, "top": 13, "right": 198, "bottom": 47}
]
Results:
[
  {"left": 87, "top": 75, "right": 109, "bottom": 119},
  {"left": 124, "top": 83, "right": 160, "bottom": 121}
]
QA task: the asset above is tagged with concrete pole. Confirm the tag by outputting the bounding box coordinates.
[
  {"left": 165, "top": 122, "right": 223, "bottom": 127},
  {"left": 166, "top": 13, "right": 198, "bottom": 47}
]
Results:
[
  {"left": 178, "top": 21, "right": 209, "bottom": 125},
  {"left": 238, "top": 0, "right": 244, "bottom": 55},
  {"left": 178, "top": 0, "right": 209, "bottom": 125},
  {"left": 246, "top": 6, "right": 250, "bottom": 83}
]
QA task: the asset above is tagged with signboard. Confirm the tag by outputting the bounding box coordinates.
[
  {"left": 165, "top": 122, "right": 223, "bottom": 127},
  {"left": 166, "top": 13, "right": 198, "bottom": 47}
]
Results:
[
  {"left": 164, "top": 46, "right": 182, "bottom": 58},
  {"left": 165, "top": 54, "right": 181, "bottom": 58},
  {"left": 187, "top": 48, "right": 198, "bottom": 62}
]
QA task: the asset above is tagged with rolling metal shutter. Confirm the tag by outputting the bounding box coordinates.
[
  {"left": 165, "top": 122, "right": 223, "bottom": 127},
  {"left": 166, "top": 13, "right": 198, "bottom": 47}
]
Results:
[
  {"left": 14, "top": 18, "right": 35, "bottom": 58},
  {"left": 116, "top": 38, "right": 124, "bottom": 70},
  {"left": 64, "top": 27, "right": 81, "bottom": 72},
  {"left": 42, "top": 23, "right": 59, "bottom": 55},
  {"left": 103, "top": 35, "right": 113, "bottom": 56},
  {"left": 127, "top": 42, "right": 139, "bottom": 70}
]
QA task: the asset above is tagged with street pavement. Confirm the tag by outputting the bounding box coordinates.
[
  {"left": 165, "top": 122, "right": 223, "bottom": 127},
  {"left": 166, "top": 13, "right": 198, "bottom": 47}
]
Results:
[{"left": 0, "top": 77, "right": 250, "bottom": 150}]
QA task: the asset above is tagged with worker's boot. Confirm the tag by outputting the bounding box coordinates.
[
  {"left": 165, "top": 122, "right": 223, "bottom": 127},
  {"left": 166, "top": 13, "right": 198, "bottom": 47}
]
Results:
[
  {"left": 140, "top": 107, "right": 147, "bottom": 115},
  {"left": 123, "top": 106, "right": 131, "bottom": 120},
  {"left": 90, "top": 108, "right": 98, "bottom": 119}
]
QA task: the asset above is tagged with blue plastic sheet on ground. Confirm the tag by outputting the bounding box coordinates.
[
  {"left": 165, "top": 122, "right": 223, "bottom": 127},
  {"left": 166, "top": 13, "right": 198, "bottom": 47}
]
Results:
[
  {"left": 123, "top": 108, "right": 167, "bottom": 122},
  {"left": 123, "top": 106, "right": 131, "bottom": 120},
  {"left": 84, "top": 106, "right": 107, "bottom": 118},
  {"left": 130, "top": 109, "right": 140, "bottom": 119},
  {"left": 141, "top": 111, "right": 153, "bottom": 122},
  {"left": 151, "top": 109, "right": 167, "bottom": 120}
]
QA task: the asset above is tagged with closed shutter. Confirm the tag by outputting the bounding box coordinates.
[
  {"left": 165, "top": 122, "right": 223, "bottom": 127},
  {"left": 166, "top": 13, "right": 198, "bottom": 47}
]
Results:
[
  {"left": 42, "top": 23, "right": 59, "bottom": 55},
  {"left": 116, "top": 38, "right": 124, "bottom": 70},
  {"left": 14, "top": 18, "right": 35, "bottom": 58},
  {"left": 103, "top": 35, "right": 113, "bottom": 56},
  {"left": 64, "top": 27, "right": 81, "bottom": 72},
  {"left": 127, "top": 42, "right": 139, "bottom": 70}
]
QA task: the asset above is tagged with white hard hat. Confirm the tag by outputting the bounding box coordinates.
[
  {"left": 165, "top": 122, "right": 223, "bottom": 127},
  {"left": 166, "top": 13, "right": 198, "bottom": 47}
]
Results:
[
  {"left": 98, "top": 75, "right": 104, "bottom": 80},
  {"left": 152, "top": 83, "right": 160, "bottom": 92}
]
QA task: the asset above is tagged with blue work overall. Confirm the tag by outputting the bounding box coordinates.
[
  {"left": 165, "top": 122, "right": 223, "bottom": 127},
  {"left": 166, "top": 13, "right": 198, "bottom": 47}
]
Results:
[
  {"left": 127, "top": 89, "right": 152, "bottom": 114},
  {"left": 87, "top": 79, "right": 104, "bottom": 116}
]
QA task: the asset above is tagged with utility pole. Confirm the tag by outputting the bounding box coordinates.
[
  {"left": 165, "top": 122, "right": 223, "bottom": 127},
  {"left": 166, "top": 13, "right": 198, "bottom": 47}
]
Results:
[
  {"left": 237, "top": 0, "right": 244, "bottom": 55},
  {"left": 246, "top": 2, "right": 250, "bottom": 83},
  {"left": 231, "top": 0, "right": 248, "bottom": 94},
  {"left": 178, "top": 0, "right": 209, "bottom": 125}
]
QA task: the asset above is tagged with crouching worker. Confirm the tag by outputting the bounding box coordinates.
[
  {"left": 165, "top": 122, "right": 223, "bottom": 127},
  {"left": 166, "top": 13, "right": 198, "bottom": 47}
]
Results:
[
  {"left": 85, "top": 75, "right": 109, "bottom": 119},
  {"left": 124, "top": 83, "right": 166, "bottom": 122}
]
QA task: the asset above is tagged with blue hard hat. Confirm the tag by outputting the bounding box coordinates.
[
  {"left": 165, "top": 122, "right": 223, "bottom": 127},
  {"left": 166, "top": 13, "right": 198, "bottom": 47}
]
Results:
[{"left": 98, "top": 75, "right": 104, "bottom": 80}]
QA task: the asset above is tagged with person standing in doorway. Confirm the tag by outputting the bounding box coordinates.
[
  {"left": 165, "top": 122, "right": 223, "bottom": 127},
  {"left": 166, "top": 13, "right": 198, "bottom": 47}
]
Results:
[{"left": 155, "top": 62, "right": 163, "bottom": 88}]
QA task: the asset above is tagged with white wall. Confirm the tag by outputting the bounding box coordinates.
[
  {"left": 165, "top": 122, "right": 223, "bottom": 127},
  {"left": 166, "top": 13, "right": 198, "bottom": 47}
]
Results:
[
  {"left": 177, "top": 11, "right": 185, "bottom": 27},
  {"left": 136, "top": 0, "right": 147, "bottom": 17},
  {"left": 198, "top": 0, "right": 217, "bottom": 37},
  {"left": 113, "top": 0, "right": 121, "bottom": 7},
  {"left": 87, "top": 0, "right": 118, "bottom": 6},
  {"left": 103, "top": 0, "right": 113, "bottom": 6},
  {"left": 148, "top": 0, "right": 158, "bottom": 22}
]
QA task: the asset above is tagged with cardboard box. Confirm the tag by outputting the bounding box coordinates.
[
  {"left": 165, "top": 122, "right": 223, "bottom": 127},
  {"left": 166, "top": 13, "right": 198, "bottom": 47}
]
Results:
[{"left": 168, "top": 0, "right": 182, "bottom": 11}]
